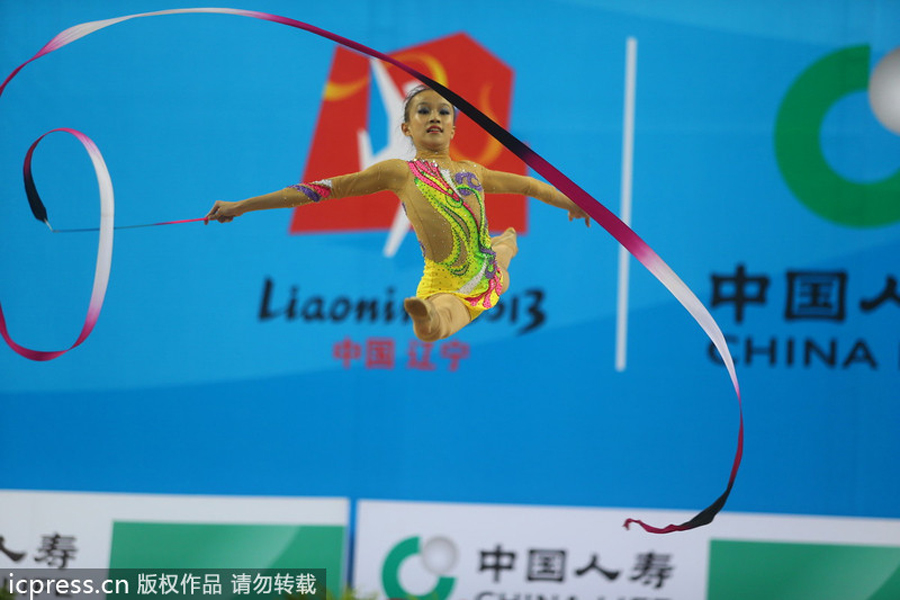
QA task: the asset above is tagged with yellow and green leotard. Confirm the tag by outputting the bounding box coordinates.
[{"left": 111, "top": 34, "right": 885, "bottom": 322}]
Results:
[{"left": 407, "top": 159, "right": 503, "bottom": 320}]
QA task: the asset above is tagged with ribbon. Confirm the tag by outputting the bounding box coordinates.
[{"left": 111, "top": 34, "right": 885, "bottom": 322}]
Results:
[
  {"left": 0, "top": 7, "right": 742, "bottom": 533},
  {"left": 1, "top": 128, "right": 113, "bottom": 361}
]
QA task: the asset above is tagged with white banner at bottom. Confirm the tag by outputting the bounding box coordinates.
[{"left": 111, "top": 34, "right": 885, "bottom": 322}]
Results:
[{"left": 353, "top": 500, "right": 900, "bottom": 600}]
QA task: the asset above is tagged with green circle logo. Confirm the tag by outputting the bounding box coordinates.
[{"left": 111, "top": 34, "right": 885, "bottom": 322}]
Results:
[
  {"left": 381, "top": 536, "right": 457, "bottom": 600},
  {"left": 775, "top": 45, "right": 900, "bottom": 227}
]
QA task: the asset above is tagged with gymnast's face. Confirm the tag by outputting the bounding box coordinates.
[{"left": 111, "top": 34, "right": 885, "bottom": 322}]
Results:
[{"left": 401, "top": 89, "right": 456, "bottom": 152}]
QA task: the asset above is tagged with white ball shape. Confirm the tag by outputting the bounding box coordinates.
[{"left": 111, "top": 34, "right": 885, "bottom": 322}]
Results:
[
  {"left": 869, "top": 47, "right": 900, "bottom": 135},
  {"left": 420, "top": 536, "right": 458, "bottom": 576}
]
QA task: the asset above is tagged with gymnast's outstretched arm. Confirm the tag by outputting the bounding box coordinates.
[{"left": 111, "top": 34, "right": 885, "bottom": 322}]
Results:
[
  {"left": 479, "top": 167, "right": 591, "bottom": 227},
  {"left": 204, "top": 159, "right": 408, "bottom": 223}
]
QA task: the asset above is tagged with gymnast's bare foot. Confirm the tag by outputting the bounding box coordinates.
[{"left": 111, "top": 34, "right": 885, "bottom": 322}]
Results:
[
  {"left": 404, "top": 297, "right": 441, "bottom": 342},
  {"left": 492, "top": 227, "right": 518, "bottom": 251},
  {"left": 491, "top": 227, "right": 518, "bottom": 270}
]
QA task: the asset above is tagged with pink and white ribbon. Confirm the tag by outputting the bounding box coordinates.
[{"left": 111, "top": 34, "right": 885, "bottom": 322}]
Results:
[
  {"left": 0, "top": 8, "right": 742, "bottom": 533},
  {"left": 0, "top": 128, "right": 113, "bottom": 361}
]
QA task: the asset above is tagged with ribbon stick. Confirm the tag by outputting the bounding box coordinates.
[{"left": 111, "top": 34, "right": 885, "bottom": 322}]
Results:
[
  {"left": 0, "top": 7, "right": 742, "bottom": 532},
  {"left": 49, "top": 218, "right": 206, "bottom": 233}
]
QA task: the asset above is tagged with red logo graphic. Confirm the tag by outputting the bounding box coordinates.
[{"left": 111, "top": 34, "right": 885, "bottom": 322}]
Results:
[{"left": 290, "top": 33, "right": 527, "bottom": 239}]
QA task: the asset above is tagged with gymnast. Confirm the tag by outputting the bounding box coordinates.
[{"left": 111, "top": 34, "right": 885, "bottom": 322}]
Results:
[{"left": 205, "top": 85, "right": 589, "bottom": 341}]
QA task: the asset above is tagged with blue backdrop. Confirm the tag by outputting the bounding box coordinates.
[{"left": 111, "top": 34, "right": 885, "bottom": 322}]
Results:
[{"left": 1, "top": 0, "right": 898, "bottom": 523}]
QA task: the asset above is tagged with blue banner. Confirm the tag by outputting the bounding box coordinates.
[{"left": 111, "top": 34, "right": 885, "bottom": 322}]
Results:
[{"left": 1, "top": 0, "right": 898, "bottom": 524}]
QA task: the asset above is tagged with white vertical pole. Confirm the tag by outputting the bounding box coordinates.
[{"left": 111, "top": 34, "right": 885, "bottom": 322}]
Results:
[{"left": 616, "top": 37, "right": 637, "bottom": 372}]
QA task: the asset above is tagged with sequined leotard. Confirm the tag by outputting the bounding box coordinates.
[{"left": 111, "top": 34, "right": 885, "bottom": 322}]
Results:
[{"left": 405, "top": 159, "right": 502, "bottom": 319}]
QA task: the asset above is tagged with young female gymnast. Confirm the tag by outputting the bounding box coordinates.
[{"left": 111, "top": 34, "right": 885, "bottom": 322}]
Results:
[{"left": 205, "top": 86, "right": 589, "bottom": 341}]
